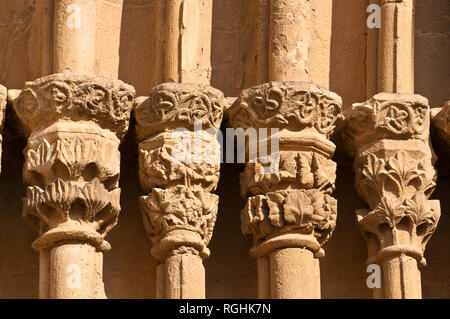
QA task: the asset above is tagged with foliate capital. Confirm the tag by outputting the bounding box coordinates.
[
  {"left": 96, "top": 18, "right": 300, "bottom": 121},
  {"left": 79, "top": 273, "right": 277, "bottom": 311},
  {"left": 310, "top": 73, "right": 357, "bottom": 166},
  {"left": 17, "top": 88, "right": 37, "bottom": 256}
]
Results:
[
  {"left": 134, "top": 82, "right": 225, "bottom": 141},
  {"left": 432, "top": 100, "right": 450, "bottom": 154},
  {"left": 0, "top": 85, "right": 6, "bottom": 173},
  {"left": 241, "top": 189, "right": 337, "bottom": 258},
  {"left": 140, "top": 185, "right": 218, "bottom": 260},
  {"left": 138, "top": 131, "right": 221, "bottom": 193},
  {"left": 12, "top": 73, "right": 135, "bottom": 139},
  {"left": 344, "top": 93, "right": 440, "bottom": 265},
  {"left": 240, "top": 151, "right": 336, "bottom": 198},
  {"left": 344, "top": 93, "right": 431, "bottom": 156},
  {"left": 357, "top": 193, "right": 440, "bottom": 266},
  {"left": 355, "top": 151, "right": 439, "bottom": 262},
  {"left": 24, "top": 178, "right": 120, "bottom": 252}
]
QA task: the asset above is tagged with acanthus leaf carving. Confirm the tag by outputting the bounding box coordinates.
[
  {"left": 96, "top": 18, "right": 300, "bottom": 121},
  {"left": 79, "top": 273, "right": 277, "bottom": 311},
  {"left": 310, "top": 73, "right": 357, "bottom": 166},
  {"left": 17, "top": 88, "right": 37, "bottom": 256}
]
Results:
[
  {"left": 356, "top": 150, "right": 436, "bottom": 211},
  {"left": 140, "top": 185, "right": 218, "bottom": 258},
  {"left": 241, "top": 189, "right": 337, "bottom": 248},
  {"left": 25, "top": 136, "right": 120, "bottom": 189},
  {"left": 138, "top": 133, "right": 220, "bottom": 193},
  {"left": 240, "top": 151, "right": 336, "bottom": 197}
]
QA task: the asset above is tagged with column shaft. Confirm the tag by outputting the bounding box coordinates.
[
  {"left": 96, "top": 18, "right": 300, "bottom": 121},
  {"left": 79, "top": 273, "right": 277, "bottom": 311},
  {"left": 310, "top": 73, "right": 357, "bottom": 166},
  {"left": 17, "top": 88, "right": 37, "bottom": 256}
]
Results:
[
  {"left": 378, "top": 0, "right": 414, "bottom": 93},
  {"left": 229, "top": 82, "right": 342, "bottom": 299},
  {"left": 165, "top": 253, "right": 205, "bottom": 299},
  {"left": 381, "top": 254, "right": 422, "bottom": 299},
  {"left": 54, "top": 0, "right": 97, "bottom": 73},
  {"left": 49, "top": 243, "right": 97, "bottom": 299},
  {"left": 12, "top": 74, "right": 135, "bottom": 299},
  {"left": 344, "top": 93, "right": 440, "bottom": 299},
  {"left": 269, "top": 248, "right": 320, "bottom": 299}
]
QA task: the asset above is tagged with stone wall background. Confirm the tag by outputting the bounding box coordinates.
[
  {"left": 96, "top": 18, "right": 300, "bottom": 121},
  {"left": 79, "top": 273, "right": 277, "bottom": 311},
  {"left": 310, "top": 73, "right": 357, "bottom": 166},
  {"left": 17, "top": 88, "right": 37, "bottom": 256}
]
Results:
[{"left": 0, "top": 0, "right": 448, "bottom": 298}]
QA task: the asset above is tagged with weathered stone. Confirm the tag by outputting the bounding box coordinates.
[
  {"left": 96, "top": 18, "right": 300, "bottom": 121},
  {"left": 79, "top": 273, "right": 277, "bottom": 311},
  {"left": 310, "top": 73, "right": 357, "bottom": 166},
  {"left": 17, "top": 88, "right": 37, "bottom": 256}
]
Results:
[
  {"left": 11, "top": 73, "right": 135, "bottom": 299},
  {"left": 343, "top": 93, "right": 440, "bottom": 299},
  {"left": 229, "top": 81, "right": 342, "bottom": 298},
  {"left": 135, "top": 82, "right": 225, "bottom": 299}
]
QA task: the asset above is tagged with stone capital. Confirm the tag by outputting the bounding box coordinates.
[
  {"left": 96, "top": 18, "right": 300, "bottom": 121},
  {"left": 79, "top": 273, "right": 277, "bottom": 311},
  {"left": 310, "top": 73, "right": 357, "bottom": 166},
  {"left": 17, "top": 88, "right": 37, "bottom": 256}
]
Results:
[
  {"left": 343, "top": 93, "right": 439, "bottom": 266},
  {"left": 135, "top": 83, "right": 225, "bottom": 261},
  {"left": 141, "top": 185, "right": 218, "bottom": 261},
  {"left": 344, "top": 93, "right": 431, "bottom": 157},
  {"left": 242, "top": 189, "right": 337, "bottom": 258},
  {"left": 12, "top": 73, "right": 135, "bottom": 139},
  {"left": 228, "top": 81, "right": 342, "bottom": 139},
  {"left": 11, "top": 74, "right": 135, "bottom": 252},
  {"left": 432, "top": 100, "right": 450, "bottom": 155},
  {"left": 229, "top": 81, "right": 342, "bottom": 259}
]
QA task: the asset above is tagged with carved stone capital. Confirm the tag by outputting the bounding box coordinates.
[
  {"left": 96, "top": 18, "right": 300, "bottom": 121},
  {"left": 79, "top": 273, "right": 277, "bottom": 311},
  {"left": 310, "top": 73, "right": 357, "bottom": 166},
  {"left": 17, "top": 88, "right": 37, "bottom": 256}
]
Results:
[
  {"left": 141, "top": 185, "right": 218, "bottom": 260},
  {"left": 135, "top": 83, "right": 226, "bottom": 260},
  {"left": 135, "top": 82, "right": 225, "bottom": 141},
  {"left": 228, "top": 81, "right": 342, "bottom": 139},
  {"left": 12, "top": 73, "right": 135, "bottom": 139},
  {"left": 138, "top": 131, "right": 221, "bottom": 194},
  {"left": 11, "top": 74, "right": 136, "bottom": 251},
  {"left": 432, "top": 100, "right": 450, "bottom": 154},
  {"left": 0, "top": 85, "right": 6, "bottom": 173},
  {"left": 241, "top": 189, "right": 337, "bottom": 258},
  {"left": 344, "top": 93, "right": 440, "bottom": 265},
  {"left": 240, "top": 150, "right": 336, "bottom": 197}
]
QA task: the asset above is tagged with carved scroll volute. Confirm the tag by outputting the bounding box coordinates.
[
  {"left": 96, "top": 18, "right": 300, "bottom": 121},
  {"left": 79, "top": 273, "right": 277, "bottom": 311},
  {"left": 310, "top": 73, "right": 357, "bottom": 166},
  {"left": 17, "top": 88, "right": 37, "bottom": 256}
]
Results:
[
  {"left": 343, "top": 93, "right": 440, "bottom": 268},
  {"left": 11, "top": 73, "right": 135, "bottom": 252},
  {"left": 135, "top": 82, "right": 225, "bottom": 261},
  {"left": 0, "top": 85, "right": 6, "bottom": 173}
]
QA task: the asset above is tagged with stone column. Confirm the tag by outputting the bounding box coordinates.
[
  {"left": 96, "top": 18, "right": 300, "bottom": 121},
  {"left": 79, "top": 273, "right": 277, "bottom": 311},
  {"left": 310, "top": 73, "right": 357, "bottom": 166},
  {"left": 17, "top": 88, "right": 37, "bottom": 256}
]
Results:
[
  {"left": 54, "top": 0, "right": 97, "bottom": 74},
  {"left": 378, "top": 0, "right": 414, "bottom": 93},
  {"left": 151, "top": 0, "right": 212, "bottom": 85},
  {"left": 10, "top": 74, "right": 135, "bottom": 298},
  {"left": 228, "top": 82, "right": 342, "bottom": 298},
  {"left": 343, "top": 93, "right": 440, "bottom": 299},
  {"left": 134, "top": 83, "right": 225, "bottom": 299}
]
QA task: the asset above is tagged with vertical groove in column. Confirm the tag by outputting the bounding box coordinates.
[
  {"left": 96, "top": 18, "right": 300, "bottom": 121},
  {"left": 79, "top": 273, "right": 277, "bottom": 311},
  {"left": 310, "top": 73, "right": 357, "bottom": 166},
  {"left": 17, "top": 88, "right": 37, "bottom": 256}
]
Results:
[{"left": 378, "top": 0, "right": 414, "bottom": 93}]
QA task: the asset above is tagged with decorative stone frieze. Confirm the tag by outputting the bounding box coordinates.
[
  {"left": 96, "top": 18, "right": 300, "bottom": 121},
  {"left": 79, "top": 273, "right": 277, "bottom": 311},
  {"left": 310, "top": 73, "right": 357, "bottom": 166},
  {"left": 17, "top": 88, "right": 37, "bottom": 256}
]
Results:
[
  {"left": 343, "top": 93, "right": 440, "bottom": 299},
  {"left": 10, "top": 73, "right": 135, "bottom": 298},
  {"left": 228, "top": 81, "right": 342, "bottom": 298},
  {"left": 135, "top": 82, "right": 225, "bottom": 299}
]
